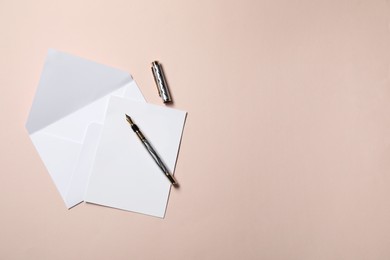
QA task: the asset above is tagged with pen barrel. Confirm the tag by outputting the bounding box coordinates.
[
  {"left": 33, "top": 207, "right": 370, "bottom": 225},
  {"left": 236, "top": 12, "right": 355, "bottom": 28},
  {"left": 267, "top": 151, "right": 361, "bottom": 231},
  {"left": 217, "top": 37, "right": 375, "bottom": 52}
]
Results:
[
  {"left": 135, "top": 130, "right": 145, "bottom": 140},
  {"left": 142, "top": 139, "right": 177, "bottom": 185},
  {"left": 142, "top": 139, "right": 170, "bottom": 174}
]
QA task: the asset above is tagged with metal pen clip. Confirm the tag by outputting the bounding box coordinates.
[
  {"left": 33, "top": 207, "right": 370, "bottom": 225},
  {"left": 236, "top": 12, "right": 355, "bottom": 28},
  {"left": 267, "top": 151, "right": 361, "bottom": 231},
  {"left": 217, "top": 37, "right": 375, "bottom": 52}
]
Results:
[{"left": 151, "top": 61, "right": 172, "bottom": 103}]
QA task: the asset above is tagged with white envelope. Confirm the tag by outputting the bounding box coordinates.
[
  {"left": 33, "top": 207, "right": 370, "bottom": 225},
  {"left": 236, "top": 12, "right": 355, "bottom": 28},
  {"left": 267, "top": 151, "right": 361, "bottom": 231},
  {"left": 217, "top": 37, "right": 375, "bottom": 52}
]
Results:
[{"left": 26, "top": 49, "right": 145, "bottom": 208}]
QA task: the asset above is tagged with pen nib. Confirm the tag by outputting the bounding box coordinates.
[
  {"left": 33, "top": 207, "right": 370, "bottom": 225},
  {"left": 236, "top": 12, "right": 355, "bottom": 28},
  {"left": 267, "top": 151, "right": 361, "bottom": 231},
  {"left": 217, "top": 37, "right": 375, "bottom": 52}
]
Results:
[{"left": 125, "top": 114, "right": 133, "bottom": 125}]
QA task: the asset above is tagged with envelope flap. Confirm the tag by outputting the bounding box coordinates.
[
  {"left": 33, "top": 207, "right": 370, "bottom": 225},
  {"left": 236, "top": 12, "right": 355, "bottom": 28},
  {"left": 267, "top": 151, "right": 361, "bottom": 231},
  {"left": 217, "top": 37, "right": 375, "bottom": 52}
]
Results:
[{"left": 26, "top": 49, "right": 133, "bottom": 134}]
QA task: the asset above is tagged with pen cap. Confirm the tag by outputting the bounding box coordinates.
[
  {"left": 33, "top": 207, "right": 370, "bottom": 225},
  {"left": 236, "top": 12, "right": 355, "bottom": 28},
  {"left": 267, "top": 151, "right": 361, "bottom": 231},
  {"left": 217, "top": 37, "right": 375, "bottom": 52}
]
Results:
[{"left": 151, "top": 61, "right": 172, "bottom": 103}]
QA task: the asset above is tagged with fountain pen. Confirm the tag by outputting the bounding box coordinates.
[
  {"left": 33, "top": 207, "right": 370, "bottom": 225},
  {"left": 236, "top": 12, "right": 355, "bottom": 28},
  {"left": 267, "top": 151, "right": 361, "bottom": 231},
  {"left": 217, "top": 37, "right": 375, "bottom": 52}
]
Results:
[{"left": 125, "top": 114, "right": 178, "bottom": 186}]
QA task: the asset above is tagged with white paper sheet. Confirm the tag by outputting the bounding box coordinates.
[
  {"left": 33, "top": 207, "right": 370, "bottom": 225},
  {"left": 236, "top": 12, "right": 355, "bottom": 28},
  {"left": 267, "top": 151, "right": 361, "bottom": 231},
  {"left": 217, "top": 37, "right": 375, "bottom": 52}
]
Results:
[{"left": 85, "top": 97, "right": 187, "bottom": 218}]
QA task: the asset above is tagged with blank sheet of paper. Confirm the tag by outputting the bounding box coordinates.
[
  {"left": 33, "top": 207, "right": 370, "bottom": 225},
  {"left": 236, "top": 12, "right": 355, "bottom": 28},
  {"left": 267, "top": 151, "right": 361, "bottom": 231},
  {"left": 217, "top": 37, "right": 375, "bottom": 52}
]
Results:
[{"left": 85, "top": 96, "right": 187, "bottom": 217}]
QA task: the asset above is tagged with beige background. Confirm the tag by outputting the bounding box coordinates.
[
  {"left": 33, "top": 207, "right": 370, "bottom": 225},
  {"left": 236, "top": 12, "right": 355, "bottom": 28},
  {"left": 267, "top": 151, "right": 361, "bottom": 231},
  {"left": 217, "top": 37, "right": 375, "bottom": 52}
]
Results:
[{"left": 1, "top": 0, "right": 390, "bottom": 259}]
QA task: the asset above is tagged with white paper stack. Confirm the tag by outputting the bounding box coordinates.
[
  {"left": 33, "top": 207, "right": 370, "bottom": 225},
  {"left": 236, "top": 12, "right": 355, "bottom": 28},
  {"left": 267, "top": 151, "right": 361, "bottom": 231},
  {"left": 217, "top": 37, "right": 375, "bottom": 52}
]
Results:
[{"left": 26, "top": 49, "right": 187, "bottom": 218}]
